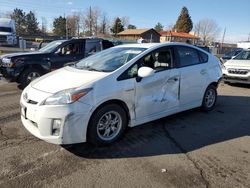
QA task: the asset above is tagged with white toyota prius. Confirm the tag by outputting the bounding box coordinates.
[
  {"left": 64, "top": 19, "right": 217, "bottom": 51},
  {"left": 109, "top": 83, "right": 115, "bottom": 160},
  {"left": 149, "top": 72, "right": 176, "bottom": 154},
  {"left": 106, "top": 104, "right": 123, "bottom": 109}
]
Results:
[{"left": 20, "top": 43, "right": 222, "bottom": 145}]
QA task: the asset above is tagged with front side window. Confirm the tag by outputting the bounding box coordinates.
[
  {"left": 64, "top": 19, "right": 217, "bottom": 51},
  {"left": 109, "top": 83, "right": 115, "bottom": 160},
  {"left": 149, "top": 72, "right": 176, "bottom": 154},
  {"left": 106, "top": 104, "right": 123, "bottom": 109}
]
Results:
[
  {"left": 76, "top": 47, "right": 146, "bottom": 72},
  {"left": 118, "top": 48, "right": 173, "bottom": 80},
  {"left": 60, "top": 43, "right": 82, "bottom": 56},
  {"left": 177, "top": 46, "right": 201, "bottom": 67}
]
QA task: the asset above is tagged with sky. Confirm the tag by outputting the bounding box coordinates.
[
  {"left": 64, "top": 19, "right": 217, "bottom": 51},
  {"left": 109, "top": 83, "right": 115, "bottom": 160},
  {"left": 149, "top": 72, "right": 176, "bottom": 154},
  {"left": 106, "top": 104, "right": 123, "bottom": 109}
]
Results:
[{"left": 0, "top": 0, "right": 249, "bottom": 43}]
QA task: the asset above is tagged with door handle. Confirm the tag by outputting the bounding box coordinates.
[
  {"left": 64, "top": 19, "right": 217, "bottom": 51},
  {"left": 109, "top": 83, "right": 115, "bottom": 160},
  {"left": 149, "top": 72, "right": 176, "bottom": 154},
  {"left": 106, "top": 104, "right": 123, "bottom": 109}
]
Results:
[
  {"left": 169, "top": 77, "right": 179, "bottom": 82},
  {"left": 200, "top": 69, "right": 207, "bottom": 75},
  {"left": 125, "top": 88, "right": 134, "bottom": 92}
]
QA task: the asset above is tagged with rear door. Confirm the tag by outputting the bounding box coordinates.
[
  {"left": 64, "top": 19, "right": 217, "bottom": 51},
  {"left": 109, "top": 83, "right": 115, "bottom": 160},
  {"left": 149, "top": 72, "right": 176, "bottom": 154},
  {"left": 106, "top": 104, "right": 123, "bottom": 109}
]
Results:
[{"left": 175, "top": 45, "right": 209, "bottom": 106}]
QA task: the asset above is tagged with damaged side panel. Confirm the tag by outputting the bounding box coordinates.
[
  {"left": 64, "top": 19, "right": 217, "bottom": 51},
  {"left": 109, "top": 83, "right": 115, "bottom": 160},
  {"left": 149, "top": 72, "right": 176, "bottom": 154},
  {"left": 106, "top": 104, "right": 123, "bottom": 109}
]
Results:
[{"left": 134, "top": 69, "right": 180, "bottom": 120}]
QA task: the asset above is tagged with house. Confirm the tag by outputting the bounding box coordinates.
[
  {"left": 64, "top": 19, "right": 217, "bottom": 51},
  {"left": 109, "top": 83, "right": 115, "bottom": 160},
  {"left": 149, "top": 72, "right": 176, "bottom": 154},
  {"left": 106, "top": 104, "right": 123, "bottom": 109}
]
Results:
[
  {"left": 117, "top": 29, "right": 160, "bottom": 42},
  {"left": 160, "top": 31, "right": 199, "bottom": 44}
]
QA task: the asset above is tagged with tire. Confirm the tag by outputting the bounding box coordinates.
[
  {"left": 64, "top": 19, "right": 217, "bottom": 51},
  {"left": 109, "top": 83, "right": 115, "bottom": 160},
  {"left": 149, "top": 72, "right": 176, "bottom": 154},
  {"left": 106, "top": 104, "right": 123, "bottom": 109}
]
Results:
[
  {"left": 201, "top": 85, "right": 217, "bottom": 111},
  {"left": 88, "top": 104, "right": 128, "bottom": 146},
  {"left": 20, "top": 68, "right": 42, "bottom": 88}
]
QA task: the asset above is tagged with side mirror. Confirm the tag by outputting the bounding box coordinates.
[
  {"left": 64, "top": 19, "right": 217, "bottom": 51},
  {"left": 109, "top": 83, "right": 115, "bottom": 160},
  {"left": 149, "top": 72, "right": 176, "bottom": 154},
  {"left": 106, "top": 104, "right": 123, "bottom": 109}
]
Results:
[
  {"left": 30, "top": 48, "right": 36, "bottom": 51},
  {"left": 137, "top": 67, "right": 154, "bottom": 78},
  {"left": 231, "top": 56, "right": 236, "bottom": 59}
]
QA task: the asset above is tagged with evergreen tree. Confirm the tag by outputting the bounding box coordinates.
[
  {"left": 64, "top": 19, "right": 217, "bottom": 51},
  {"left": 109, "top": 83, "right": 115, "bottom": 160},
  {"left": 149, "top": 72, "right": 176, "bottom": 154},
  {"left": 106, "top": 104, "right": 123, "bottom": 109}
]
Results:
[
  {"left": 174, "top": 7, "right": 193, "bottom": 33},
  {"left": 128, "top": 24, "right": 136, "bottom": 29},
  {"left": 25, "top": 11, "right": 39, "bottom": 35},
  {"left": 10, "top": 8, "right": 26, "bottom": 36},
  {"left": 53, "top": 16, "right": 66, "bottom": 36},
  {"left": 154, "top": 22, "right": 163, "bottom": 32},
  {"left": 110, "top": 17, "right": 124, "bottom": 35}
]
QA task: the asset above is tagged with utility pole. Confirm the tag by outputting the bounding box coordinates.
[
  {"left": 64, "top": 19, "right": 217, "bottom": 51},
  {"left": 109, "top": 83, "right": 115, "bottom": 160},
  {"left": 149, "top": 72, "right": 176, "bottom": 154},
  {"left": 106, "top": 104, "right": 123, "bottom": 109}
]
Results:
[
  {"left": 64, "top": 13, "right": 68, "bottom": 40},
  {"left": 89, "top": 6, "right": 92, "bottom": 36},
  {"left": 220, "top": 27, "right": 226, "bottom": 54},
  {"left": 77, "top": 17, "right": 80, "bottom": 38}
]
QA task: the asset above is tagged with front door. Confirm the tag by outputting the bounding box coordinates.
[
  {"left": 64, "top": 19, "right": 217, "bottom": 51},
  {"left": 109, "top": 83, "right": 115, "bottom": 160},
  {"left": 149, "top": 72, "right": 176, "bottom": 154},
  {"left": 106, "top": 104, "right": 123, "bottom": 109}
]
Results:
[{"left": 134, "top": 47, "right": 180, "bottom": 120}]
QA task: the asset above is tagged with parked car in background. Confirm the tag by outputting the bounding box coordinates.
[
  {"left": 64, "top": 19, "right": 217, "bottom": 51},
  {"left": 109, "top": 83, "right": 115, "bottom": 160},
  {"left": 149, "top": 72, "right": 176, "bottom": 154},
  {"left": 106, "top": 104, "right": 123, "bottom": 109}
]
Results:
[
  {"left": 220, "top": 48, "right": 243, "bottom": 63},
  {"left": 0, "top": 38, "right": 114, "bottom": 88},
  {"left": 0, "top": 18, "right": 17, "bottom": 46},
  {"left": 222, "top": 48, "right": 250, "bottom": 84},
  {"left": 20, "top": 43, "right": 222, "bottom": 145}
]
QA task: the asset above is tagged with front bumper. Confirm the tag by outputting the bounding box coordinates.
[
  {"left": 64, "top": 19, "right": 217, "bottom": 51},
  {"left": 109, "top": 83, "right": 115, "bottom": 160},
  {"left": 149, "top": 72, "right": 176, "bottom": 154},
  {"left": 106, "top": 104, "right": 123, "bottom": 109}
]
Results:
[
  {"left": 0, "top": 66, "right": 20, "bottom": 81},
  {"left": 223, "top": 75, "right": 250, "bottom": 84},
  {"left": 20, "top": 89, "right": 93, "bottom": 145}
]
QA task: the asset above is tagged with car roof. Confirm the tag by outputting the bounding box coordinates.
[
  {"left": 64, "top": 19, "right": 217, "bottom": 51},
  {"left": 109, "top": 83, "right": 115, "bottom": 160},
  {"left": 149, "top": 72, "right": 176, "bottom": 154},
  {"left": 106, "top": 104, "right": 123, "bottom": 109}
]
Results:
[{"left": 114, "top": 42, "right": 204, "bottom": 50}]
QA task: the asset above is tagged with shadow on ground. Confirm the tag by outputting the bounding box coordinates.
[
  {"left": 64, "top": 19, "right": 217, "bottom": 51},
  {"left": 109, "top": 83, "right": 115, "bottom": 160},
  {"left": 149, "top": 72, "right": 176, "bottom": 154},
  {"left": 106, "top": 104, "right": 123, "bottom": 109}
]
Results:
[{"left": 64, "top": 94, "right": 250, "bottom": 159}]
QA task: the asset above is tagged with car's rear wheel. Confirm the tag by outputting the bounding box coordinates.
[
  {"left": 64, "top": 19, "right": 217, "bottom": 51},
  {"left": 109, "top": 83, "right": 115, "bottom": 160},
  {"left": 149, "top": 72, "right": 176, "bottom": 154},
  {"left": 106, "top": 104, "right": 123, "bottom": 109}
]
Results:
[
  {"left": 201, "top": 85, "right": 217, "bottom": 111},
  {"left": 20, "top": 68, "right": 41, "bottom": 88},
  {"left": 88, "top": 104, "right": 127, "bottom": 145}
]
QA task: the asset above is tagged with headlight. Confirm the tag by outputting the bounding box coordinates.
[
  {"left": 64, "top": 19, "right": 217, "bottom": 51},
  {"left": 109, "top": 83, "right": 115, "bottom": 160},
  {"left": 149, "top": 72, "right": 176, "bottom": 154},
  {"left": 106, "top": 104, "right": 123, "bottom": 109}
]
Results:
[
  {"left": 2, "top": 58, "right": 14, "bottom": 67},
  {"left": 220, "top": 63, "right": 226, "bottom": 70},
  {"left": 43, "top": 88, "right": 92, "bottom": 105}
]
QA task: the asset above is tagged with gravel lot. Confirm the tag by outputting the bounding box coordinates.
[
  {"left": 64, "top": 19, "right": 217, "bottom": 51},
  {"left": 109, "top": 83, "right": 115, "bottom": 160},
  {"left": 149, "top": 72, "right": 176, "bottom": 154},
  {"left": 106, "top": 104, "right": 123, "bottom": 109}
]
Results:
[{"left": 0, "top": 80, "right": 249, "bottom": 188}]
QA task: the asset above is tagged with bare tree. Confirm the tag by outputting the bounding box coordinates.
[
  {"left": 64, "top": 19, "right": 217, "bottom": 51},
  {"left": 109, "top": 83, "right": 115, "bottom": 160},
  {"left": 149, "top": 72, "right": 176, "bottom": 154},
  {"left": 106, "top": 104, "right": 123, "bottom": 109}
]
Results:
[
  {"left": 82, "top": 6, "right": 102, "bottom": 36},
  {"left": 99, "top": 12, "right": 110, "bottom": 35},
  {"left": 165, "top": 23, "right": 174, "bottom": 31},
  {"left": 121, "top": 16, "right": 129, "bottom": 29},
  {"left": 194, "top": 19, "right": 220, "bottom": 45},
  {"left": 67, "top": 14, "right": 80, "bottom": 37},
  {"left": 41, "top": 17, "right": 47, "bottom": 36}
]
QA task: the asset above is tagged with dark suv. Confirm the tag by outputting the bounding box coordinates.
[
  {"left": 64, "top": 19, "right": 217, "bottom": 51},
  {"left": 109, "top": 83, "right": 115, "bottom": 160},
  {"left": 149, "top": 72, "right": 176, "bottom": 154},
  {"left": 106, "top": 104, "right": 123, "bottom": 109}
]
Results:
[{"left": 0, "top": 38, "right": 114, "bottom": 88}]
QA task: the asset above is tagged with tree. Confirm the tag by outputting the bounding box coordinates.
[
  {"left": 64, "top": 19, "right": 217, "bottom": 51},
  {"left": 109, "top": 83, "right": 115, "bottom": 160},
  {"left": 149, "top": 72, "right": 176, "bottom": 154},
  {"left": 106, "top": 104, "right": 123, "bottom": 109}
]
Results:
[
  {"left": 25, "top": 11, "right": 39, "bottom": 35},
  {"left": 121, "top": 16, "right": 129, "bottom": 29},
  {"left": 41, "top": 17, "right": 48, "bottom": 36},
  {"left": 174, "top": 6, "right": 193, "bottom": 33},
  {"left": 154, "top": 22, "right": 163, "bottom": 32},
  {"left": 67, "top": 15, "right": 80, "bottom": 37},
  {"left": 110, "top": 17, "right": 124, "bottom": 36},
  {"left": 99, "top": 13, "right": 109, "bottom": 35},
  {"left": 194, "top": 19, "right": 220, "bottom": 45},
  {"left": 53, "top": 16, "right": 66, "bottom": 36},
  {"left": 82, "top": 6, "right": 101, "bottom": 36},
  {"left": 10, "top": 8, "right": 26, "bottom": 36},
  {"left": 128, "top": 24, "right": 136, "bottom": 29}
]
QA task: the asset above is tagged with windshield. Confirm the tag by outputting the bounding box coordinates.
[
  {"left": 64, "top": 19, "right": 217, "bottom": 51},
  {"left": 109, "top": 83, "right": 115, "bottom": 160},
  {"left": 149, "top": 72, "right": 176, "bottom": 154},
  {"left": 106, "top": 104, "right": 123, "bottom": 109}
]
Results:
[
  {"left": 0, "top": 27, "right": 12, "bottom": 32},
  {"left": 75, "top": 47, "right": 146, "bottom": 72},
  {"left": 39, "top": 40, "right": 64, "bottom": 53},
  {"left": 233, "top": 50, "right": 250, "bottom": 60}
]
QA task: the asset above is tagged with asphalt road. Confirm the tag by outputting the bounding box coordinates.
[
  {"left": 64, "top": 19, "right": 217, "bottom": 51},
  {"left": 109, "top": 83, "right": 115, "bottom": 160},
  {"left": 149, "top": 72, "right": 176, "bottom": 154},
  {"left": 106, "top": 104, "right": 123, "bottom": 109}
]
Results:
[{"left": 0, "top": 81, "right": 249, "bottom": 188}]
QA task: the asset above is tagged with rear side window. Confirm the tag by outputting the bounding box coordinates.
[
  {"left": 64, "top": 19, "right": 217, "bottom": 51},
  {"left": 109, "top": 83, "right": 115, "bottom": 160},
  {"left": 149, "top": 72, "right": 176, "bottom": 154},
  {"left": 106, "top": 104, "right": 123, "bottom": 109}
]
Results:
[
  {"left": 85, "top": 40, "right": 102, "bottom": 57},
  {"left": 177, "top": 46, "right": 207, "bottom": 67},
  {"left": 198, "top": 51, "right": 208, "bottom": 63}
]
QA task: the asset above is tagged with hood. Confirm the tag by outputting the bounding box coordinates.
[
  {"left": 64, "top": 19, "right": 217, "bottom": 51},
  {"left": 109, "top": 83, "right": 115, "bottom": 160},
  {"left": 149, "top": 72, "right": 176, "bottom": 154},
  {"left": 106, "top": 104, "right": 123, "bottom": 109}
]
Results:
[
  {"left": 1, "top": 51, "right": 45, "bottom": 59},
  {"left": 31, "top": 66, "right": 108, "bottom": 93},
  {"left": 0, "top": 31, "right": 12, "bottom": 36},
  {"left": 224, "top": 59, "right": 250, "bottom": 69}
]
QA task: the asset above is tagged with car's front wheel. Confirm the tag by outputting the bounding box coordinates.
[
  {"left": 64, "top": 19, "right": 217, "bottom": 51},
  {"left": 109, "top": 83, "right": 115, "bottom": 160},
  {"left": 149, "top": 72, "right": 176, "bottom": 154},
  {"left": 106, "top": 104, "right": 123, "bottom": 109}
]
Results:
[
  {"left": 88, "top": 104, "right": 127, "bottom": 145},
  {"left": 20, "top": 68, "right": 42, "bottom": 88},
  {"left": 201, "top": 85, "right": 217, "bottom": 111}
]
